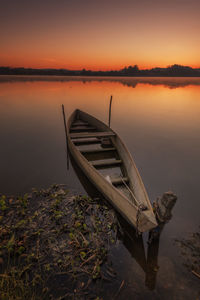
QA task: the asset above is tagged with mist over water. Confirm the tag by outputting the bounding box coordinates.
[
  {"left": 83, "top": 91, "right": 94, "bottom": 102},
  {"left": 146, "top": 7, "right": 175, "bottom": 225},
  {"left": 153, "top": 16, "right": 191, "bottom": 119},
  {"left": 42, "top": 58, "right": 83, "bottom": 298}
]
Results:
[{"left": 0, "top": 76, "right": 199, "bottom": 298}]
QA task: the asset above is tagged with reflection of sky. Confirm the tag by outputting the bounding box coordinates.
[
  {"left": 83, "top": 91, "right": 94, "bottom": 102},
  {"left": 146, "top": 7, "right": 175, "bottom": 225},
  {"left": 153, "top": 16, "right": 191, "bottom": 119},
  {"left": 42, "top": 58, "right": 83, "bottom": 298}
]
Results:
[
  {"left": 1, "top": 75, "right": 200, "bottom": 89},
  {"left": 0, "top": 76, "right": 199, "bottom": 298},
  {"left": 0, "top": 0, "right": 199, "bottom": 69},
  {"left": 0, "top": 77, "right": 200, "bottom": 233}
]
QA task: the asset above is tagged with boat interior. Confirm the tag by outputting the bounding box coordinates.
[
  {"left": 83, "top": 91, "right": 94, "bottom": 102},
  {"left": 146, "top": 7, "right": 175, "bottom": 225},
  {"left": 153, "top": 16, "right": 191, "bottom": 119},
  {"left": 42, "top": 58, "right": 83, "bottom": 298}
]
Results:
[{"left": 69, "top": 114, "right": 136, "bottom": 204}]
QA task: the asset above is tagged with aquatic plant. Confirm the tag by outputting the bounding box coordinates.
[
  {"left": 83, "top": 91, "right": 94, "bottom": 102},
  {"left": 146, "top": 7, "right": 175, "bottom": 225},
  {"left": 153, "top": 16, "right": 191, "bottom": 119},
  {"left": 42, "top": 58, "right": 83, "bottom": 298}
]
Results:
[{"left": 0, "top": 185, "right": 118, "bottom": 299}]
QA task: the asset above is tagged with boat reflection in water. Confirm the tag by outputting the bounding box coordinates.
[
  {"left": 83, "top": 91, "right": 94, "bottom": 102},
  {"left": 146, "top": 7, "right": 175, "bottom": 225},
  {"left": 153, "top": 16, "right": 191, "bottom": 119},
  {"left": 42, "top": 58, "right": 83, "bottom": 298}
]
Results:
[{"left": 68, "top": 153, "right": 164, "bottom": 291}]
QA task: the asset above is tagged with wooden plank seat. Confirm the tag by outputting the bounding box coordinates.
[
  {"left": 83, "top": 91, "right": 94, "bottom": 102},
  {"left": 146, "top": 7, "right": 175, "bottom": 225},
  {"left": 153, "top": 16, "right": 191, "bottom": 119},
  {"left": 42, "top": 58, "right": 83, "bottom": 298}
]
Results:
[
  {"left": 73, "top": 138, "right": 101, "bottom": 145},
  {"left": 70, "top": 126, "right": 96, "bottom": 132},
  {"left": 70, "top": 131, "right": 115, "bottom": 139},
  {"left": 91, "top": 159, "right": 122, "bottom": 169},
  {"left": 110, "top": 177, "right": 129, "bottom": 186},
  {"left": 80, "top": 147, "right": 115, "bottom": 154}
]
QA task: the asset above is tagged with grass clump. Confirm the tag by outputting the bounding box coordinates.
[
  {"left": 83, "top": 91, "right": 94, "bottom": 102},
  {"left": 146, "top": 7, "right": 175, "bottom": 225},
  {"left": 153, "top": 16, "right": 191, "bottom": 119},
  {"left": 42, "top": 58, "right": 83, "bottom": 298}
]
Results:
[{"left": 0, "top": 185, "right": 118, "bottom": 299}]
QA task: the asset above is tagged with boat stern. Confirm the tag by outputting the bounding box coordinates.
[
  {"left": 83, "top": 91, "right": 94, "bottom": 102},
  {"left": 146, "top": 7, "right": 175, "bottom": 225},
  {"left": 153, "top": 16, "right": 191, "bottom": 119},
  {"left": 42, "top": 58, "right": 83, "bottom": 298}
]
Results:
[{"left": 138, "top": 210, "right": 158, "bottom": 233}]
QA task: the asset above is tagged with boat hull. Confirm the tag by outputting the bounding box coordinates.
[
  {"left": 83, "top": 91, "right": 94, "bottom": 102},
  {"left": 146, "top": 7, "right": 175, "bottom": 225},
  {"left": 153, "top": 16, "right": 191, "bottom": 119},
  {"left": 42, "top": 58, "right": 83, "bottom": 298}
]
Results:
[{"left": 67, "top": 109, "right": 157, "bottom": 233}]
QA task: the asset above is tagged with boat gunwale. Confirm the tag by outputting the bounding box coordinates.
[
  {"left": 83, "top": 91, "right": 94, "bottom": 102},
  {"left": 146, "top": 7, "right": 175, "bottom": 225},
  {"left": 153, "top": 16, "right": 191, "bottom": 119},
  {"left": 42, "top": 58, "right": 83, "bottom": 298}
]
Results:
[
  {"left": 67, "top": 110, "right": 138, "bottom": 210},
  {"left": 66, "top": 109, "right": 157, "bottom": 231},
  {"left": 69, "top": 109, "right": 153, "bottom": 212}
]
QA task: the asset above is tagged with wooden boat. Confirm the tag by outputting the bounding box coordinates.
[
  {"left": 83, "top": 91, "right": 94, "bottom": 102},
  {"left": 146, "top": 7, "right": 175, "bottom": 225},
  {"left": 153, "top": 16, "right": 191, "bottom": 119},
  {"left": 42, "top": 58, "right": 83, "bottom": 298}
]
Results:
[{"left": 66, "top": 109, "right": 157, "bottom": 233}]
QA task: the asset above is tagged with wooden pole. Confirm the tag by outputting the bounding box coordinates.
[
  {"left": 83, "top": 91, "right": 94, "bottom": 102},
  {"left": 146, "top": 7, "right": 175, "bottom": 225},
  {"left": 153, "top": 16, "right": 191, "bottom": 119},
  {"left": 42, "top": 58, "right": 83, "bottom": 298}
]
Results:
[
  {"left": 145, "top": 192, "right": 177, "bottom": 290},
  {"left": 108, "top": 95, "right": 113, "bottom": 128},
  {"left": 145, "top": 234, "right": 160, "bottom": 290},
  {"left": 62, "top": 104, "right": 69, "bottom": 170}
]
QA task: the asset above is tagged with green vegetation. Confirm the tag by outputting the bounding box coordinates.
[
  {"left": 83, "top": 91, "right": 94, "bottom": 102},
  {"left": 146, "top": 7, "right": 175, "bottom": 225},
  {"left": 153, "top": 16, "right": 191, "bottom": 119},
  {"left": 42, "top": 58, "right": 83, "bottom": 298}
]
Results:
[
  {"left": 175, "top": 228, "right": 200, "bottom": 277},
  {"left": 0, "top": 185, "right": 118, "bottom": 299}
]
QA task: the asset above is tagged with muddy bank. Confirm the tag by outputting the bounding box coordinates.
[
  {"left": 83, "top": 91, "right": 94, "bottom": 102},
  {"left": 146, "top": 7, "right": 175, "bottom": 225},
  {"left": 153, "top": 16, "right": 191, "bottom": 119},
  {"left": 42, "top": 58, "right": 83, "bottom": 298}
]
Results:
[
  {"left": 0, "top": 185, "right": 120, "bottom": 299},
  {"left": 175, "top": 228, "right": 200, "bottom": 279},
  {"left": 1, "top": 185, "right": 199, "bottom": 299}
]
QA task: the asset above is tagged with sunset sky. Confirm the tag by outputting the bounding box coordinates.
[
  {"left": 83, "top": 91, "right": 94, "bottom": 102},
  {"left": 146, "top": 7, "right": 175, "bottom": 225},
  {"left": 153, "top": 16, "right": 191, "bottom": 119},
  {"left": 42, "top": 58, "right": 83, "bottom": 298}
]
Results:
[{"left": 0, "top": 0, "right": 199, "bottom": 70}]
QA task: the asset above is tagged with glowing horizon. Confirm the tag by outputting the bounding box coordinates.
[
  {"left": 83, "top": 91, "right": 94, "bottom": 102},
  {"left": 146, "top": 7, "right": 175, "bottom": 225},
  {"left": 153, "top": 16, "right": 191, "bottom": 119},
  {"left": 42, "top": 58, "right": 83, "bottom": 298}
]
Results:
[
  {"left": 0, "top": 0, "right": 199, "bottom": 71},
  {"left": 1, "top": 61, "right": 200, "bottom": 71}
]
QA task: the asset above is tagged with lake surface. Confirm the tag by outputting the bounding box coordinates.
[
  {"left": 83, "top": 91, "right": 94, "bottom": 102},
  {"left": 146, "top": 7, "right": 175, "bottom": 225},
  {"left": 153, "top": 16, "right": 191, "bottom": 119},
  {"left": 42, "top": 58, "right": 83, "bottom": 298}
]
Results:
[{"left": 0, "top": 75, "right": 200, "bottom": 298}]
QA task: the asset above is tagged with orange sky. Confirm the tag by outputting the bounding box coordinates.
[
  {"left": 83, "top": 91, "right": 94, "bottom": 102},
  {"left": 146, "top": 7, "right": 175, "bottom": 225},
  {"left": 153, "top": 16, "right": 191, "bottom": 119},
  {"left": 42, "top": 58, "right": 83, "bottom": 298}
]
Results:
[{"left": 0, "top": 0, "right": 199, "bottom": 70}]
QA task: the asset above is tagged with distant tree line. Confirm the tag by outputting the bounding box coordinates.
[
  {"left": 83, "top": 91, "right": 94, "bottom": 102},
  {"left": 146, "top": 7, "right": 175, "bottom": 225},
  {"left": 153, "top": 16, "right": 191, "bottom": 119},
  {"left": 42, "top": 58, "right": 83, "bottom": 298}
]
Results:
[{"left": 0, "top": 64, "right": 200, "bottom": 77}]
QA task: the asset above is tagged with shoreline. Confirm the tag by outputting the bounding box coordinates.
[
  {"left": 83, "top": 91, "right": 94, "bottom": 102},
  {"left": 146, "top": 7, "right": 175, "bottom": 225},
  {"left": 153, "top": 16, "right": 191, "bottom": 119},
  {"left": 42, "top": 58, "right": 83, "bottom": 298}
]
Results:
[
  {"left": 0, "top": 184, "right": 119, "bottom": 299},
  {"left": 0, "top": 184, "right": 199, "bottom": 299}
]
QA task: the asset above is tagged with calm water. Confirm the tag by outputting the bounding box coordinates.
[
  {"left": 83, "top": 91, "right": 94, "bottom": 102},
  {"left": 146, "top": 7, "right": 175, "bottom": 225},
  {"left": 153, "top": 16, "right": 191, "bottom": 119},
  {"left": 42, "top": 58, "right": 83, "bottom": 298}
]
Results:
[{"left": 0, "top": 75, "right": 200, "bottom": 298}]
